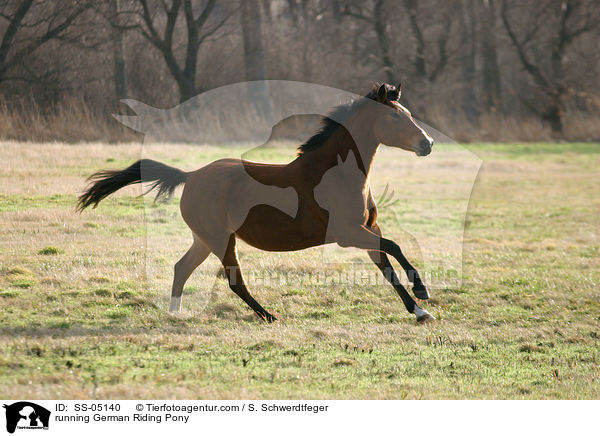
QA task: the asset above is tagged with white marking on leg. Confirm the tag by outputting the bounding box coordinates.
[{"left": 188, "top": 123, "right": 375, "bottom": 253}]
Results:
[
  {"left": 414, "top": 305, "right": 430, "bottom": 319},
  {"left": 169, "top": 296, "right": 182, "bottom": 312}
]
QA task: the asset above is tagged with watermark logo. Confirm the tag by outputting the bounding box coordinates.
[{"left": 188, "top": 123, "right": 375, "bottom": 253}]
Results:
[
  {"left": 3, "top": 402, "right": 50, "bottom": 433},
  {"left": 106, "top": 80, "right": 481, "bottom": 318}
]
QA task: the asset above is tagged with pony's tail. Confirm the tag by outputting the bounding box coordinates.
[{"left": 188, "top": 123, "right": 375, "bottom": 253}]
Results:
[{"left": 77, "top": 159, "right": 187, "bottom": 211}]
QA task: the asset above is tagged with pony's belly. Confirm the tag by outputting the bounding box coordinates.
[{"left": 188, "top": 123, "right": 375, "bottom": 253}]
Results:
[{"left": 235, "top": 204, "right": 327, "bottom": 252}]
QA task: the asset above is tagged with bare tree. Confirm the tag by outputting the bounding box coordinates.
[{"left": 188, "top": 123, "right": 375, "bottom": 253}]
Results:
[
  {"left": 106, "top": 0, "right": 128, "bottom": 99},
  {"left": 240, "top": 0, "right": 271, "bottom": 115},
  {"left": 341, "top": 0, "right": 396, "bottom": 84},
  {"left": 399, "top": 0, "right": 455, "bottom": 116},
  {"left": 241, "top": 0, "right": 265, "bottom": 82},
  {"left": 501, "top": 0, "right": 600, "bottom": 133},
  {"left": 126, "top": 0, "right": 231, "bottom": 102},
  {"left": 342, "top": 0, "right": 454, "bottom": 115},
  {"left": 480, "top": 0, "right": 501, "bottom": 111},
  {"left": 1, "top": 0, "right": 600, "bottom": 142},
  {"left": 402, "top": 0, "right": 453, "bottom": 83},
  {"left": 460, "top": 0, "right": 478, "bottom": 122},
  {"left": 0, "top": 0, "right": 89, "bottom": 84}
]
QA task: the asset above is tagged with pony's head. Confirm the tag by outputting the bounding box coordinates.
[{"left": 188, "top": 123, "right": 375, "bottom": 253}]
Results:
[{"left": 368, "top": 83, "right": 434, "bottom": 156}]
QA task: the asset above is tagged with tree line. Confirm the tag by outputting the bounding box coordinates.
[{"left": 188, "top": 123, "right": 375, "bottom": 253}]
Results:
[{"left": 0, "top": 0, "right": 599, "bottom": 140}]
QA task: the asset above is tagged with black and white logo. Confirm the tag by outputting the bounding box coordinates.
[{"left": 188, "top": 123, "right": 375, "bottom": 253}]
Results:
[{"left": 3, "top": 402, "right": 50, "bottom": 434}]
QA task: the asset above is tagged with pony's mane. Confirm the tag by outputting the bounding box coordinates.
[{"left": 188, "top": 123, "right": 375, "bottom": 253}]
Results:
[
  {"left": 296, "top": 103, "right": 359, "bottom": 156},
  {"left": 297, "top": 84, "right": 396, "bottom": 156}
]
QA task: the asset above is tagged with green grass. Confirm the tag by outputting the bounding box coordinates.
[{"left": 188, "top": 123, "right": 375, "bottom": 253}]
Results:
[
  {"left": 0, "top": 141, "right": 598, "bottom": 399},
  {"left": 38, "top": 246, "right": 63, "bottom": 255},
  {"left": 463, "top": 142, "right": 600, "bottom": 156}
]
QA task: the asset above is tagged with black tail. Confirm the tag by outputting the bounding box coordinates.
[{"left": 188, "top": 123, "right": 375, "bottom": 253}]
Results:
[{"left": 77, "top": 159, "right": 187, "bottom": 211}]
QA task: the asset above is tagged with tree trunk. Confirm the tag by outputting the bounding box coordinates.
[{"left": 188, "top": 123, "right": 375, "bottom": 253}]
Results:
[
  {"left": 162, "top": 50, "right": 196, "bottom": 102},
  {"left": 241, "top": 0, "right": 266, "bottom": 81},
  {"left": 403, "top": 0, "right": 426, "bottom": 78},
  {"left": 113, "top": 34, "right": 127, "bottom": 99},
  {"left": 373, "top": 0, "right": 396, "bottom": 84},
  {"left": 241, "top": 0, "right": 271, "bottom": 115},
  {"left": 178, "top": 77, "right": 198, "bottom": 103},
  {"left": 460, "top": 0, "right": 478, "bottom": 122},
  {"left": 110, "top": 0, "right": 127, "bottom": 99},
  {"left": 331, "top": 0, "right": 342, "bottom": 23},
  {"left": 480, "top": 0, "right": 501, "bottom": 111},
  {"left": 548, "top": 20, "right": 566, "bottom": 135},
  {"left": 542, "top": 98, "right": 563, "bottom": 134}
]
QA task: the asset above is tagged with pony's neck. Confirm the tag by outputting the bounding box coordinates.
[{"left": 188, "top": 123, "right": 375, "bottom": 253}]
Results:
[
  {"left": 295, "top": 112, "right": 379, "bottom": 185},
  {"left": 305, "top": 126, "right": 378, "bottom": 181},
  {"left": 345, "top": 120, "right": 380, "bottom": 177}
]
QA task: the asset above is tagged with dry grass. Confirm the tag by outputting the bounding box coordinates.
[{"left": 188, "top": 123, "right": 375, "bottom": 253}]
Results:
[
  {"left": 0, "top": 141, "right": 599, "bottom": 399},
  {"left": 425, "top": 105, "right": 600, "bottom": 143},
  {"left": 0, "top": 98, "right": 598, "bottom": 143},
  {"left": 0, "top": 98, "right": 139, "bottom": 143}
]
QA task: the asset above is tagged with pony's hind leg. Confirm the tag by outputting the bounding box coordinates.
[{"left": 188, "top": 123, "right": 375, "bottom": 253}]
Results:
[
  {"left": 169, "top": 237, "right": 211, "bottom": 312},
  {"left": 221, "top": 234, "right": 276, "bottom": 322}
]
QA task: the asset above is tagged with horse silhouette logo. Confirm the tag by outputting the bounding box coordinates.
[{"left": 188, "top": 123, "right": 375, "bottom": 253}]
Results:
[
  {"left": 79, "top": 80, "right": 482, "bottom": 322},
  {"left": 314, "top": 151, "right": 370, "bottom": 247},
  {"left": 3, "top": 402, "right": 50, "bottom": 433}
]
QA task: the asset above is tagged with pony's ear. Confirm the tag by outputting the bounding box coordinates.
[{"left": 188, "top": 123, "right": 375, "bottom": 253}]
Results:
[
  {"left": 337, "top": 154, "right": 344, "bottom": 166},
  {"left": 345, "top": 150, "right": 357, "bottom": 166},
  {"left": 377, "top": 84, "right": 387, "bottom": 102}
]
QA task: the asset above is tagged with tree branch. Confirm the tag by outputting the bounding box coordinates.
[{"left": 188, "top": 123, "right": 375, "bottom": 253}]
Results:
[
  {"left": 0, "top": 0, "right": 35, "bottom": 68},
  {"left": 0, "top": 0, "right": 89, "bottom": 79},
  {"left": 428, "top": 16, "right": 452, "bottom": 82},
  {"left": 500, "top": 0, "right": 550, "bottom": 89}
]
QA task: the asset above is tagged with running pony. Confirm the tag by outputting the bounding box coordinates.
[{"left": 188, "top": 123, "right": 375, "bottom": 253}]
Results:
[{"left": 78, "top": 83, "right": 435, "bottom": 322}]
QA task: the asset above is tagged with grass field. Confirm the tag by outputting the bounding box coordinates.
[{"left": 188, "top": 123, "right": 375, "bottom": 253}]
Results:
[{"left": 0, "top": 141, "right": 598, "bottom": 399}]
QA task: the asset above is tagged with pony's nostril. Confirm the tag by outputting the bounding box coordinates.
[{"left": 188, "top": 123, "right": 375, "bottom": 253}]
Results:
[
  {"left": 420, "top": 139, "right": 433, "bottom": 149},
  {"left": 416, "top": 139, "right": 433, "bottom": 156}
]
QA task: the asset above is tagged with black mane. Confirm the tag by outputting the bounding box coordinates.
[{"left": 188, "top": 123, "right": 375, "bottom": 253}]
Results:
[
  {"left": 296, "top": 104, "right": 356, "bottom": 155},
  {"left": 296, "top": 83, "right": 397, "bottom": 156}
]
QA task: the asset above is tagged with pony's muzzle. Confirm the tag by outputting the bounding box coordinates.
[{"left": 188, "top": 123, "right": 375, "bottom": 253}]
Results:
[{"left": 415, "top": 138, "right": 433, "bottom": 156}]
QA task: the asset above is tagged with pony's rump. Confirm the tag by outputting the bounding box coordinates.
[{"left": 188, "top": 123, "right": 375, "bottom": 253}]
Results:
[{"left": 77, "top": 159, "right": 187, "bottom": 210}]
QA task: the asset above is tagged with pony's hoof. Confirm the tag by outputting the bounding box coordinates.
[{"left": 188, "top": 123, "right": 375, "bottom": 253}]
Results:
[
  {"left": 412, "top": 283, "right": 430, "bottom": 300},
  {"left": 416, "top": 313, "right": 436, "bottom": 324},
  {"left": 256, "top": 312, "right": 278, "bottom": 323}
]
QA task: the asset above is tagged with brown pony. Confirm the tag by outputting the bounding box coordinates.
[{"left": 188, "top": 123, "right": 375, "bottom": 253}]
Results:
[{"left": 78, "top": 83, "right": 436, "bottom": 323}]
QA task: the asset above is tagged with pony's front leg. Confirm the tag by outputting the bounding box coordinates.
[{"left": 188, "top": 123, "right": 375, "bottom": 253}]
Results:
[
  {"left": 367, "top": 251, "right": 434, "bottom": 323},
  {"left": 366, "top": 223, "right": 430, "bottom": 299},
  {"left": 367, "top": 250, "right": 416, "bottom": 313},
  {"left": 379, "top": 239, "right": 430, "bottom": 300},
  {"left": 335, "top": 225, "right": 434, "bottom": 323}
]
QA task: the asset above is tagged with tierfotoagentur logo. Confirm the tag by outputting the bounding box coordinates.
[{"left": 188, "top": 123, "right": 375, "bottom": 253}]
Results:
[{"left": 2, "top": 402, "right": 50, "bottom": 433}]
